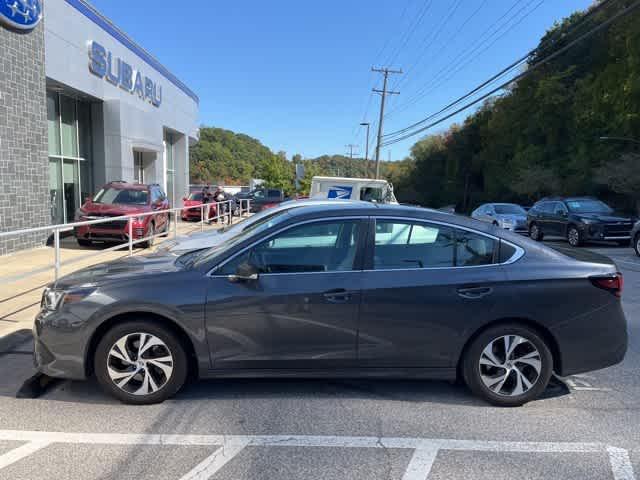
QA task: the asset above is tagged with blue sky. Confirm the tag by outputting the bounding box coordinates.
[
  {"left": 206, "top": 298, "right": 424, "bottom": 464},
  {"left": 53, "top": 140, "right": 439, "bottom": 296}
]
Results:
[{"left": 90, "top": 0, "right": 593, "bottom": 160}]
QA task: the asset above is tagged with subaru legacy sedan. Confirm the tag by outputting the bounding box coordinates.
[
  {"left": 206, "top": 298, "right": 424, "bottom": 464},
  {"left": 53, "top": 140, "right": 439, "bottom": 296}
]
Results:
[{"left": 34, "top": 202, "right": 627, "bottom": 406}]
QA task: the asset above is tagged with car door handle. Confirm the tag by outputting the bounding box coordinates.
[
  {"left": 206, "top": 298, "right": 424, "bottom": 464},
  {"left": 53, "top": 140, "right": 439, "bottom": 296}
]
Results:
[
  {"left": 323, "top": 289, "right": 351, "bottom": 303},
  {"left": 457, "top": 286, "right": 493, "bottom": 299}
]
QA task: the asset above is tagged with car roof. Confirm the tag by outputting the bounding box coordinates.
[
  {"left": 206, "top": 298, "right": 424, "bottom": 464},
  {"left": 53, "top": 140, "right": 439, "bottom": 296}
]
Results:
[{"left": 281, "top": 201, "right": 495, "bottom": 231}]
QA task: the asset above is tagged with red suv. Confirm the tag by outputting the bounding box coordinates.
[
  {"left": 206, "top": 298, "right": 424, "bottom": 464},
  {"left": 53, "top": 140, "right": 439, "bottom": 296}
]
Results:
[
  {"left": 181, "top": 191, "right": 217, "bottom": 221},
  {"left": 74, "top": 182, "right": 170, "bottom": 247}
]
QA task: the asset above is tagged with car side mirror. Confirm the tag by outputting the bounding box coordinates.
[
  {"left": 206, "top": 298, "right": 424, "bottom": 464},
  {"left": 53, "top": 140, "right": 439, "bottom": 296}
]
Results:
[
  {"left": 228, "top": 262, "right": 258, "bottom": 282},
  {"left": 556, "top": 209, "right": 567, "bottom": 217}
]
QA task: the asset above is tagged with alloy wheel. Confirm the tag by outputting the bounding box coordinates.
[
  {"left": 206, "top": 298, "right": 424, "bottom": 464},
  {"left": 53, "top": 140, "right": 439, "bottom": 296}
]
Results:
[
  {"left": 478, "top": 335, "right": 542, "bottom": 397},
  {"left": 635, "top": 235, "right": 640, "bottom": 257},
  {"left": 107, "top": 333, "right": 174, "bottom": 396},
  {"left": 568, "top": 228, "right": 580, "bottom": 246},
  {"left": 530, "top": 225, "right": 539, "bottom": 240}
]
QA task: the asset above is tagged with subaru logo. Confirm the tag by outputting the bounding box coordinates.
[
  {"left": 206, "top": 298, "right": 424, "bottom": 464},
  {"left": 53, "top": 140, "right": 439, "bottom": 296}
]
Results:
[{"left": 0, "top": 0, "right": 42, "bottom": 31}]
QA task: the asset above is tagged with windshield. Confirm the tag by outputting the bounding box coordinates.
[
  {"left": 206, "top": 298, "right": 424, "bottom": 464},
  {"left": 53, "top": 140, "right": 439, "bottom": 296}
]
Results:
[
  {"left": 93, "top": 187, "right": 149, "bottom": 205},
  {"left": 188, "top": 192, "right": 203, "bottom": 201},
  {"left": 189, "top": 211, "right": 293, "bottom": 267},
  {"left": 494, "top": 204, "right": 526, "bottom": 215},
  {"left": 566, "top": 199, "right": 613, "bottom": 214}
]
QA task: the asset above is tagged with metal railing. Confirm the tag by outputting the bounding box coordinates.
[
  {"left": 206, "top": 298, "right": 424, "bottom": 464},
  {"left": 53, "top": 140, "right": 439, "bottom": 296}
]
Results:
[{"left": 0, "top": 199, "right": 251, "bottom": 284}]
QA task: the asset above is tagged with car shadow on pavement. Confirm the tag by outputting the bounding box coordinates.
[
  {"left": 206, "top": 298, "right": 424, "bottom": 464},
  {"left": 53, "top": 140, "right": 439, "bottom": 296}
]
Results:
[{"left": 13, "top": 374, "right": 571, "bottom": 408}]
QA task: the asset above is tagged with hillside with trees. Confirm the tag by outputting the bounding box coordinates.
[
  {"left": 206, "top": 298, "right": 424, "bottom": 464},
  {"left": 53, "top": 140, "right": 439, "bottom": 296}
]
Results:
[{"left": 391, "top": 0, "right": 640, "bottom": 213}]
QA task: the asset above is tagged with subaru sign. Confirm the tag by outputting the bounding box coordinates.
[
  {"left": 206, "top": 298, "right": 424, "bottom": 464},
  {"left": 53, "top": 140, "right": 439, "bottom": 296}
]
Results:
[
  {"left": 0, "top": 0, "right": 42, "bottom": 31},
  {"left": 88, "top": 41, "right": 162, "bottom": 108},
  {"left": 327, "top": 186, "right": 353, "bottom": 199}
]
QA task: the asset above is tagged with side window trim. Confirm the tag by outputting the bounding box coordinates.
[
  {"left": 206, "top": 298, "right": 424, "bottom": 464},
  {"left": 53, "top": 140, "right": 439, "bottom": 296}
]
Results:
[
  {"left": 207, "top": 216, "right": 368, "bottom": 277},
  {"left": 368, "top": 216, "right": 523, "bottom": 270}
]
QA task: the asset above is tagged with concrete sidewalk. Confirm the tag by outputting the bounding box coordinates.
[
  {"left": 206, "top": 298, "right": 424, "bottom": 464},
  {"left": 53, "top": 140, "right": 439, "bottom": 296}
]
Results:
[{"left": 0, "top": 217, "right": 243, "bottom": 342}]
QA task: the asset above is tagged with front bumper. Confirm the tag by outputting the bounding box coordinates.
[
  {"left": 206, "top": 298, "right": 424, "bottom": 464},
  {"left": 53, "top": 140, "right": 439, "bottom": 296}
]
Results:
[
  {"left": 581, "top": 223, "right": 632, "bottom": 242},
  {"left": 74, "top": 223, "right": 148, "bottom": 242},
  {"left": 33, "top": 309, "right": 90, "bottom": 380}
]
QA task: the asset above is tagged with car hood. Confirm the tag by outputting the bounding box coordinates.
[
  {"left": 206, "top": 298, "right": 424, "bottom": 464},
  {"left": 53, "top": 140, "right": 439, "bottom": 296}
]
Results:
[
  {"left": 574, "top": 213, "right": 633, "bottom": 223},
  {"left": 80, "top": 203, "right": 148, "bottom": 215},
  {"left": 169, "top": 230, "right": 230, "bottom": 252},
  {"left": 52, "top": 253, "right": 180, "bottom": 290}
]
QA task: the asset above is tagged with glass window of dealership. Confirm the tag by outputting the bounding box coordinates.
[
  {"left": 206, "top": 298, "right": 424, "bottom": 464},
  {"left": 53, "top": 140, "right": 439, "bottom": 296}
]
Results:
[{"left": 46, "top": 91, "right": 178, "bottom": 224}]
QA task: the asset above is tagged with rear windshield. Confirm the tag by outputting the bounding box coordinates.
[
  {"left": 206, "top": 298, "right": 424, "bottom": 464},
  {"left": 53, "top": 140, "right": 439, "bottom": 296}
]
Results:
[
  {"left": 566, "top": 200, "right": 612, "bottom": 214},
  {"left": 188, "top": 192, "right": 203, "bottom": 201},
  {"left": 93, "top": 187, "right": 149, "bottom": 205},
  {"left": 494, "top": 204, "right": 526, "bottom": 215}
]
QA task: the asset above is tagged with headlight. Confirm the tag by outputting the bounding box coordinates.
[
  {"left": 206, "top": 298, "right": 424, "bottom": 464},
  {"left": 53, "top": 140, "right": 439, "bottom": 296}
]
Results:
[
  {"left": 41, "top": 287, "right": 96, "bottom": 312},
  {"left": 579, "top": 218, "right": 597, "bottom": 225}
]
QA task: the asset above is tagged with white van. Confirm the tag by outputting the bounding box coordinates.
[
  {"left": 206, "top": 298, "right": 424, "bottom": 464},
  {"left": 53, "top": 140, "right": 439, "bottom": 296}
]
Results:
[{"left": 309, "top": 176, "right": 398, "bottom": 204}]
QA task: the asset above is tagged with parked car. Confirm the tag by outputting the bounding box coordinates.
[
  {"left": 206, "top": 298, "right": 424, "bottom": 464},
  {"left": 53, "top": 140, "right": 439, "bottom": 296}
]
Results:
[
  {"left": 631, "top": 221, "right": 640, "bottom": 257},
  {"left": 36, "top": 202, "right": 626, "bottom": 406},
  {"left": 309, "top": 176, "right": 398, "bottom": 204},
  {"left": 159, "top": 200, "right": 352, "bottom": 255},
  {"left": 74, "top": 182, "right": 170, "bottom": 248},
  {"left": 471, "top": 203, "right": 528, "bottom": 234},
  {"left": 235, "top": 188, "right": 286, "bottom": 212},
  {"left": 527, "top": 197, "right": 635, "bottom": 247},
  {"left": 180, "top": 191, "right": 217, "bottom": 222}
]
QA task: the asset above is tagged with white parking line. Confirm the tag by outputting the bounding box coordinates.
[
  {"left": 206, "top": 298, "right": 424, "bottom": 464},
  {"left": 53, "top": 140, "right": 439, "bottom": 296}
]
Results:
[
  {"left": 0, "top": 430, "right": 635, "bottom": 480},
  {"left": 0, "top": 440, "right": 50, "bottom": 470}
]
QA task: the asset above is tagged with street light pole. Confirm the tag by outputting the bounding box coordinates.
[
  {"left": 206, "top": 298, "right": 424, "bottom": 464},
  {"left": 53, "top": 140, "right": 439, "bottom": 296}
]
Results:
[{"left": 360, "top": 122, "right": 370, "bottom": 176}]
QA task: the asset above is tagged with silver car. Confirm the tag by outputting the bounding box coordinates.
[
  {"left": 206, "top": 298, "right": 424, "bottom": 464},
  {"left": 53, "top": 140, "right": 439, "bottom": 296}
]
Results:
[
  {"left": 159, "top": 199, "right": 353, "bottom": 255},
  {"left": 471, "top": 203, "right": 528, "bottom": 234}
]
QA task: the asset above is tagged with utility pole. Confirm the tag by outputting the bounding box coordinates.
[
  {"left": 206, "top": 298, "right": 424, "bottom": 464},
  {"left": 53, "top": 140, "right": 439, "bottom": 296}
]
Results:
[
  {"left": 372, "top": 66, "right": 401, "bottom": 179},
  {"left": 345, "top": 144, "right": 359, "bottom": 159},
  {"left": 360, "top": 122, "right": 370, "bottom": 176}
]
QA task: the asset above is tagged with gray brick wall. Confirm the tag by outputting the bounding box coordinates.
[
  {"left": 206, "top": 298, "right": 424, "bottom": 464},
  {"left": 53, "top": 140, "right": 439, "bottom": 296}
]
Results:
[{"left": 0, "top": 6, "right": 50, "bottom": 256}]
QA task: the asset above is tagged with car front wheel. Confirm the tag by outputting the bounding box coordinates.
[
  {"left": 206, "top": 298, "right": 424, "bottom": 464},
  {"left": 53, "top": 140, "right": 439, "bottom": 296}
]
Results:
[
  {"left": 94, "top": 321, "right": 188, "bottom": 404},
  {"left": 634, "top": 234, "right": 640, "bottom": 257},
  {"left": 567, "top": 226, "right": 582, "bottom": 247},
  {"left": 462, "top": 324, "right": 553, "bottom": 407},
  {"left": 529, "top": 223, "right": 543, "bottom": 241}
]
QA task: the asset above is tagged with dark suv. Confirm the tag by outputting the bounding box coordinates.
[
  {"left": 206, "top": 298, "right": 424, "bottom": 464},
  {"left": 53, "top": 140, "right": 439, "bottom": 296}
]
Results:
[
  {"left": 235, "top": 188, "right": 286, "bottom": 213},
  {"left": 527, "top": 197, "right": 634, "bottom": 247},
  {"left": 74, "top": 182, "right": 170, "bottom": 247}
]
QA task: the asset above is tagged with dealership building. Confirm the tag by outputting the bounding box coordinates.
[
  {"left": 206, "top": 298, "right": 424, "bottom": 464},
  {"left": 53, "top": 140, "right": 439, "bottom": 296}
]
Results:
[{"left": 0, "top": 0, "right": 199, "bottom": 254}]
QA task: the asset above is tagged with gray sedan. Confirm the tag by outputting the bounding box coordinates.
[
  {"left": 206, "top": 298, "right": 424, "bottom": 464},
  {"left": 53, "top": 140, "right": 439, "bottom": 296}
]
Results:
[
  {"left": 34, "top": 202, "right": 627, "bottom": 406},
  {"left": 471, "top": 203, "right": 528, "bottom": 234}
]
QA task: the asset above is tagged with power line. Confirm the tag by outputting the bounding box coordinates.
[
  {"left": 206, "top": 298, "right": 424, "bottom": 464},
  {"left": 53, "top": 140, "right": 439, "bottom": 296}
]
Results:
[
  {"left": 384, "top": 0, "right": 618, "bottom": 140},
  {"left": 381, "top": 0, "right": 639, "bottom": 147},
  {"left": 386, "top": 0, "right": 538, "bottom": 118},
  {"left": 345, "top": 144, "right": 360, "bottom": 159}
]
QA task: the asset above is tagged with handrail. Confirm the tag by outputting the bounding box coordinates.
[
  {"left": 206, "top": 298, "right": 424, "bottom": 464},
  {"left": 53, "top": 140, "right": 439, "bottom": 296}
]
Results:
[{"left": 0, "top": 198, "right": 252, "bottom": 284}]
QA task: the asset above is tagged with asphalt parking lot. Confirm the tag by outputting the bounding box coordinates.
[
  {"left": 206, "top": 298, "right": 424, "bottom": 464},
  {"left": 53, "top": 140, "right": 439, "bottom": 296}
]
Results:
[{"left": 0, "top": 241, "right": 638, "bottom": 479}]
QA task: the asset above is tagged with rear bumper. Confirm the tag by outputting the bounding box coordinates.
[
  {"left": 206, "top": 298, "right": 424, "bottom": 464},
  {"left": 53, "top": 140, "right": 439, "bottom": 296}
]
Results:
[{"left": 551, "top": 299, "right": 628, "bottom": 376}]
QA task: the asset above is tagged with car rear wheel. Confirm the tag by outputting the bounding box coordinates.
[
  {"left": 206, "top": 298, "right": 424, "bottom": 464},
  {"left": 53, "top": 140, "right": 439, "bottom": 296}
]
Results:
[
  {"left": 634, "top": 234, "right": 640, "bottom": 257},
  {"left": 529, "top": 223, "right": 543, "bottom": 241},
  {"left": 462, "top": 324, "right": 553, "bottom": 407},
  {"left": 567, "top": 226, "right": 582, "bottom": 247},
  {"left": 94, "top": 321, "right": 188, "bottom": 405}
]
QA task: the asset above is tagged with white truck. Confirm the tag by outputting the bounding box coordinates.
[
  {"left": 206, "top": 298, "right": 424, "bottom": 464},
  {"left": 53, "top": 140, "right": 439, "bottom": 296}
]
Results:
[{"left": 309, "top": 176, "right": 398, "bottom": 204}]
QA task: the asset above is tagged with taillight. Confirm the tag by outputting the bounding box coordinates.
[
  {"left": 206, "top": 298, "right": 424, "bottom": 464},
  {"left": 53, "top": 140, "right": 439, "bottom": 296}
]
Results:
[{"left": 590, "top": 274, "right": 623, "bottom": 297}]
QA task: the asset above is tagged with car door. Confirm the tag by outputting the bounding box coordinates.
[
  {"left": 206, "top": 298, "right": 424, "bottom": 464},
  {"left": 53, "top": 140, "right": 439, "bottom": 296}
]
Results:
[
  {"left": 357, "top": 217, "right": 510, "bottom": 368},
  {"left": 205, "top": 218, "right": 366, "bottom": 370},
  {"left": 545, "top": 201, "right": 565, "bottom": 236}
]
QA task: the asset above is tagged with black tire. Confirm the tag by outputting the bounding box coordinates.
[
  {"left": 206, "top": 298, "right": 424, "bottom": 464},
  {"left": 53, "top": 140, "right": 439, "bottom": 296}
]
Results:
[
  {"left": 634, "top": 234, "right": 640, "bottom": 257},
  {"left": 143, "top": 222, "right": 155, "bottom": 248},
  {"left": 77, "top": 239, "right": 92, "bottom": 247},
  {"left": 529, "top": 223, "right": 543, "bottom": 241},
  {"left": 162, "top": 216, "right": 171, "bottom": 237},
  {"left": 94, "top": 320, "right": 188, "bottom": 405},
  {"left": 462, "top": 323, "right": 553, "bottom": 407},
  {"left": 567, "top": 225, "right": 582, "bottom": 247}
]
